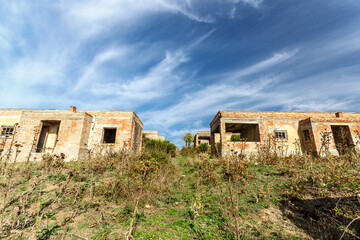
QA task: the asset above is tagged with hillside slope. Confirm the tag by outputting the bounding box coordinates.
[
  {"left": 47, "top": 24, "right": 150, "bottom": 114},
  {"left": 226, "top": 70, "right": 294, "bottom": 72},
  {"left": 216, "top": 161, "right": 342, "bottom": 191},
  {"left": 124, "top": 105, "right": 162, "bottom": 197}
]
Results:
[{"left": 0, "top": 151, "right": 359, "bottom": 239}]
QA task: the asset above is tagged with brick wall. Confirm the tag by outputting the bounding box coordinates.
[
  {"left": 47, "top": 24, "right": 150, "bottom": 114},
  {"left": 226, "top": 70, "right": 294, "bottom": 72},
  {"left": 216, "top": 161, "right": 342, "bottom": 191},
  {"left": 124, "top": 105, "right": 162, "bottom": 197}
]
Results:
[{"left": 0, "top": 108, "right": 143, "bottom": 161}]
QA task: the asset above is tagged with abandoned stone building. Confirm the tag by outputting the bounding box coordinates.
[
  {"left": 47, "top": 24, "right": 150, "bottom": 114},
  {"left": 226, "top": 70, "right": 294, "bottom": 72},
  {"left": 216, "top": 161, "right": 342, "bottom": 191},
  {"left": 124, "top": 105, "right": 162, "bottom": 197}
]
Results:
[
  {"left": 210, "top": 111, "right": 360, "bottom": 156},
  {"left": 0, "top": 107, "right": 143, "bottom": 161},
  {"left": 193, "top": 131, "right": 211, "bottom": 147},
  {"left": 143, "top": 131, "right": 165, "bottom": 141}
]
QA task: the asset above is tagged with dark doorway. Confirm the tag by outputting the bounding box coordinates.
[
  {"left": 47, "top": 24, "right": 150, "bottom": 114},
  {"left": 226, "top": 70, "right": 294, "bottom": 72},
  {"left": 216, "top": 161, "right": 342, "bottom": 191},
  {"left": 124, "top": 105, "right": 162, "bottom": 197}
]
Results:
[{"left": 331, "top": 125, "right": 354, "bottom": 155}]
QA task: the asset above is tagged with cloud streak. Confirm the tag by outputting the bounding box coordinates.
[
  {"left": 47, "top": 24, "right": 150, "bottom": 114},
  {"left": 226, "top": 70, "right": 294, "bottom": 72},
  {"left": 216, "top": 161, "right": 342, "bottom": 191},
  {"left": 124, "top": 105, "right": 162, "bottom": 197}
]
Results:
[
  {"left": 0, "top": 0, "right": 359, "bottom": 147},
  {"left": 140, "top": 49, "right": 294, "bottom": 130}
]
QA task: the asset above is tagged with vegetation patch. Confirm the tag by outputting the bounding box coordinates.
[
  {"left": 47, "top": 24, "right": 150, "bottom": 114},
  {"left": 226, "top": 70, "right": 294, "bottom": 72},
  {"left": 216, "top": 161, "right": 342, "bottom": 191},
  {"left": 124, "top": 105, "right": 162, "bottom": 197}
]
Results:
[{"left": 0, "top": 145, "right": 359, "bottom": 239}]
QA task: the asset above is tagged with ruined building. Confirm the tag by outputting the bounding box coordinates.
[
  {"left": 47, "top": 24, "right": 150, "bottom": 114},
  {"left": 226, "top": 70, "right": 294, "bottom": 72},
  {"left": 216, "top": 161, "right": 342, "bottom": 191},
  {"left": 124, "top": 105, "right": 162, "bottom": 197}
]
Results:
[
  {"left": 193, "top": 131, "right": 210, "bottom": 147},
  {"left": 0, "top": 107, "right": 143, "bottom": 161},
  {"left": 143, "top": 131, "right": 165, "bottom": 141},
  {"left": 210, "top": 111, "right": 360, "bottom": 156}
]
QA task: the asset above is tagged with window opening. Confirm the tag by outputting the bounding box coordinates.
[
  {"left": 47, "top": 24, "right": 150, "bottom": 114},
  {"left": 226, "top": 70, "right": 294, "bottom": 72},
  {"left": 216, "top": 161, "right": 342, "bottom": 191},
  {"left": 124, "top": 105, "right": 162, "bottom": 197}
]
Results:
[
  {"left": 103, "top": 128, "right": 116, "bottom": 144},
  {"left": 1, "top": 126, "right": 14, "bottom": 136},
  {"left": 303, "top": 129, "right": 311, "bottom": 141},
  {"left": 225, "top": 123, "right": 260, "bottom": 142},
  {"left": 274, "top": 130, "right": 288, "bottom": 140}
]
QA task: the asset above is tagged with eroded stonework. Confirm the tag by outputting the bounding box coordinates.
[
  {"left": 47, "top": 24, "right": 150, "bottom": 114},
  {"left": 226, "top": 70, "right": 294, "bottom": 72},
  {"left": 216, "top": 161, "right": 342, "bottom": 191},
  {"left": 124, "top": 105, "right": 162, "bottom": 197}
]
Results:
[
  {"left": 193, "top": 131, "right": 210, "bottom": 147},
  {"left": 143, "top": 131, "right": 165, "bottom": 141},
  {"left": 210, "top": 111, "right": 360, "bottom": 156},
  {"left": 0, "top": 107, "right": 143, "bottom": 161}
]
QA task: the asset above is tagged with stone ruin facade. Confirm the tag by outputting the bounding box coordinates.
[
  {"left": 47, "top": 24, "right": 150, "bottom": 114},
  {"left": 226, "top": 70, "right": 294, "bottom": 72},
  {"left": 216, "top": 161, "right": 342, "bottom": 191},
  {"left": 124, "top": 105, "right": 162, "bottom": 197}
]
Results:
[
  {"left": 143, "top": 131, "right": 165, "bottom": 141},
  {"left": 193, "top": 131, "right": 210, "bottom": 147},
  {"left": 0, "top": 107, "right": 143, "bottom": 161},
  {"left": 210, "top": 111, "right": 360, "bottom": 157}
]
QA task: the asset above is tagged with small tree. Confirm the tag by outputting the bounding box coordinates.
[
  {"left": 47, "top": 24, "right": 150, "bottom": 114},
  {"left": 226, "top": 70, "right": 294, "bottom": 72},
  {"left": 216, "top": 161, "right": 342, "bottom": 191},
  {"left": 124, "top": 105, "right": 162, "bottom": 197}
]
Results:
[
  {"left": 197, "top": 143, "right": 209, "bottom": 153},
  {"left": 182, "top": 132, "right": 194, "bottom": 147}
]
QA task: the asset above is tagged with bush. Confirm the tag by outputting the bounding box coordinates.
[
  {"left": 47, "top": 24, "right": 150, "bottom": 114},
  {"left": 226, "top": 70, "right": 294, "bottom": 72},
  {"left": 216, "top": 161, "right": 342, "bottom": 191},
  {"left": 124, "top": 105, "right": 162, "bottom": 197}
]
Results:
[
  {"left": 180, "top": 146, "right": 197, "bottom": 156},
  {"left": 139, "top": 151, "right": 168, "bottom": 165},
  {"left": 197, "top": 143, "right": 209, "bottom": 153},
  {"left": 96, "top": 150, "right": 178, "bottom": 203},
  {"left": 144, "top": 139, "right": 177, "bottom": 157},
  {"left": 41, "top": 153, "right": 65, "bottom": 172},
  {"left": 230, "top": 134, "right": 241, "bottom": 141}
]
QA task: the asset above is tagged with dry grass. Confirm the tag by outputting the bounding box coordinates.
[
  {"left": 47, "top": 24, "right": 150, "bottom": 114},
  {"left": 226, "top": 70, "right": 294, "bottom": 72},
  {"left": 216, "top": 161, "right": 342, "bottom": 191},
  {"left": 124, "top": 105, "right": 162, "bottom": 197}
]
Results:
[
  {"left": 0, "top": 145, "right": 359, "bottom": 239},
  {"left": 0, "top": 149, "right": 179, "bottom": 239}
]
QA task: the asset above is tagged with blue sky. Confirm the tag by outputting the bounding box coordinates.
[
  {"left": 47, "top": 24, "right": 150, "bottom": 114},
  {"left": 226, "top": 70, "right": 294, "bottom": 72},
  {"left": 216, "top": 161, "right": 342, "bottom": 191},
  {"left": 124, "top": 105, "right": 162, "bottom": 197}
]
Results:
[{"left": 1, "top": 0, "right": 360, "bottom": 146}]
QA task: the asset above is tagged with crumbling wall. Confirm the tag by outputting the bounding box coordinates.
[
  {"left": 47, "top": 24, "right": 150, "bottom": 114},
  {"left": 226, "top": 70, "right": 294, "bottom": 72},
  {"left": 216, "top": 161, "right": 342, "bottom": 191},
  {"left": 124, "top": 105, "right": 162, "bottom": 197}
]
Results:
[
  {"left": 14, "top": 110, "right": 88, "bottom": 161},
  {"left": 210, "top": 111, "right": 360, "bottom": 157},
  {"left": 214, "top": 116, "right": 300, "bottom": 156},
  {"left": 306, "top": 117, "right": 360, "bottom": 156},
  {"left": 299, "top": 118, "right": 316, "bottom": 154},
  {"left": 0, "top": 109, "right": 143, "bottom": 162},
  {"left": 194, "top": 131, "right": 211, "bottom": 147},
  {"left": 78, "top": 113, "right": 92, "bottom": 160},
  {"left": 143, "top": 131, "right": 161, "bottom": 140},
  {"left": 86, "top": 111, "right": 139, "bottom": 152},
  {"left": 131, "top": 113, "right": 143, "bottom": 153},
  {"left": 0, "top": 110, "right": 22, "bottom": 149}
]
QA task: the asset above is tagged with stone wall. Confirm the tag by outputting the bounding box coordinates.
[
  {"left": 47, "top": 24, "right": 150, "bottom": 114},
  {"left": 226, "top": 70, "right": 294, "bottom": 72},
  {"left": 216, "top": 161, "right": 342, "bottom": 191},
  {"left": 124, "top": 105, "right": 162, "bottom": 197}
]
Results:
[
  {"left": 0, "top": 108, "right": 143, "bottom": 161},
  {"left": 210, "top": 110, "right": 360, "bottom": 156}
]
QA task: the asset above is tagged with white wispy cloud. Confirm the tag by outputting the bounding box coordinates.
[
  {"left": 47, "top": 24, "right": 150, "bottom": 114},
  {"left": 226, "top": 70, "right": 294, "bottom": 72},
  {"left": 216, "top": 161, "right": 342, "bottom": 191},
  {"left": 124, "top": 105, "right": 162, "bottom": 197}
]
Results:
[
  {"left": 140, "top": 75, "right": 279, "bottom": 146},
  {"left": 80, "top": 30, "right": 214, "bottom": 108},
  {"left": 140, "top": 39, "right": 359, "bottom": 146},
  {"left": 90, "top": 50, "right": 188, "bottom": 102},
  {"left": 0, "top": 0, "right": 216, "bottom": 109},
  {"left": 240, "top": 0, "right": 263, "bottom": 8},
  {"left": 63, "top": 0, "right": 215, "bottom": 35},
  {"left": 139, "top": 48, "right": 294, "bottom": 130},
  {"left": 73, "top": 47, "right": 128, "bottom": 92},
  {"left": 0, "top": 0, "right": 359, "bottom": 148},
  {"left": 222, "top": 50, "right": 298, "bottom": 82},
  {"left": 227, "top": 0, "right": 264, "bottom": 18}
]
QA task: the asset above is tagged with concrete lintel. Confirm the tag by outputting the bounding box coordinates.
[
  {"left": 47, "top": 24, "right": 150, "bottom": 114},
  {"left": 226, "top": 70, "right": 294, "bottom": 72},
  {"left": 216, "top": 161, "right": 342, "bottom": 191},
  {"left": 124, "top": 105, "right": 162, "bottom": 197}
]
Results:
[
  {"left": 197, "top": 134, "right": 210, "bottom": 137},
  {"left": 220, "top": 118, "right": 261, "bottom": 124},
  {"left": 211, "top": 120, "right": 220, "bottom": 133},
  {"left": 98, "top": 124, "right": 123, "bottom": 128},
  {"left": 94, "top": 117, "right": 132, "bottom": 120},
  {"left": 311, "top": 122, "right": 359, "bottom": 127}
]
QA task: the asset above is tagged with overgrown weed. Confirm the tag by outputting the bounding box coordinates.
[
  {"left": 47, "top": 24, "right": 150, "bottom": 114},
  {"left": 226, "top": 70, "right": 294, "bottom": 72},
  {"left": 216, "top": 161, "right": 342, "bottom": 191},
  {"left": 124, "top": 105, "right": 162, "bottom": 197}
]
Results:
[{"left": 0, "top": 139, "right": 359, "bottom": 239}]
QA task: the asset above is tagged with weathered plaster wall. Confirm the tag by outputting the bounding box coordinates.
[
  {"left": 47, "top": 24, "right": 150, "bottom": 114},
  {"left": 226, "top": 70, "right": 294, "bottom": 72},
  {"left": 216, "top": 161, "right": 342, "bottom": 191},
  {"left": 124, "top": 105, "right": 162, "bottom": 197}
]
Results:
[
  {"left": 299, "top": 119, "right": 315, "bottom": 154},
  {"left": 143, "top": 131, "right": 161, "bottom": 140},
  {"left": 210, "top": 111, "right": 360, "bottom": 156},
  {"left": 86, "top": 111, "right": 134, "bottom": 151},
  {"left": 194, "top": 131, "right": 210, "bottom": 147},
  {"left": 0, "top": 110, "right": 22, "bottom": 126},
  {"left": 0, "top": 110, "right": 22, "bottom": 149},
  {"left": 0, "top": 109, "right": 143, "bottom": 161},
  {"left": 306, "top": 117, "right": 360, "bottom": 156},
  {"left": 131, "top": 113, "right": 143, "bottom": 153},
  {"left": 14, "top": 110, "right": 89, "bottom": 161}
]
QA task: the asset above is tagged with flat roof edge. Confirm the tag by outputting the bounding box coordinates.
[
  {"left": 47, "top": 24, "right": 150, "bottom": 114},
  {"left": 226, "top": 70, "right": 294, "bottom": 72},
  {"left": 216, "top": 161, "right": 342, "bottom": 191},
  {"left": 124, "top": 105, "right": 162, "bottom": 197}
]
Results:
[{"left": 218, "top": 110, "right": 360, "bottom": 114}]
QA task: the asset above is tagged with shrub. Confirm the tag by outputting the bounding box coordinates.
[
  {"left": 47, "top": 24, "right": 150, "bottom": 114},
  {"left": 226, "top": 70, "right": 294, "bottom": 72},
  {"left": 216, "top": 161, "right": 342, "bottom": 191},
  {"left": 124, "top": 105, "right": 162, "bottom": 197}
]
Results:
[
  {"left": 216, "top": 142, "right": 222, "bottom": 155},
  {"left": 180, "top": 146, "right": 197, "bottom": 156},
  {"left": 197, "top": 143, "right": 209, "bottom": 153},
  {"left": 230, "top": 134, "right": 241, "bottom": 142},
  {"left": 144, "top": 139, "right": 177, "bottom": 157},
  {"left": 96, "top": 150, "right": 178, "bottom": 203},
  {"left": 41, "top": 153, "right": 65, "bottom": 172},
  {"left": 139, "top": 151, "right": 168, "bottom": 165}
]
